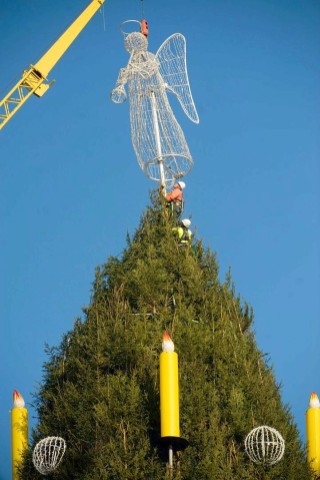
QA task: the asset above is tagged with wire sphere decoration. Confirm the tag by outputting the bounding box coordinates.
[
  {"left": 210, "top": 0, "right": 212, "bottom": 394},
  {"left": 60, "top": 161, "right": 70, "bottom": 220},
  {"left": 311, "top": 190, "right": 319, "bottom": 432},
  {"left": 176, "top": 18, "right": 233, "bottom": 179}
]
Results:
[
  {"left": 32, "top": 436, "right": 66, "bottom": 475},
  {"left": 245, "top": 426, "right": 285, "bottom": 466}
]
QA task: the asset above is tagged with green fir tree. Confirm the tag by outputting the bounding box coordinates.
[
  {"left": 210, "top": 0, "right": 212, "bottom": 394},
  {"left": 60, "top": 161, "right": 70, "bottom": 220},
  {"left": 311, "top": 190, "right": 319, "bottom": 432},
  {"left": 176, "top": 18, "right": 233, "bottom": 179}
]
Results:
[{"left": 21, "top": 193, "right": 313, "bottom": 479}]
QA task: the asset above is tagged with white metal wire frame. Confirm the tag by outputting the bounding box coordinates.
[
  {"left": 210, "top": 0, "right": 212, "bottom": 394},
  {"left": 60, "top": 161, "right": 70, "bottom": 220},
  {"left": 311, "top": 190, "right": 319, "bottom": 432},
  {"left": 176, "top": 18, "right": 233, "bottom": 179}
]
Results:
[
  {"left": 111, "top": 29, "right": 199, "bottom": 190},
  {"left": 33, "top": 436, "right": 66, "bottom": 475},
  {"left": 244, "top": 426, "right": 285, "bottom": 466}
]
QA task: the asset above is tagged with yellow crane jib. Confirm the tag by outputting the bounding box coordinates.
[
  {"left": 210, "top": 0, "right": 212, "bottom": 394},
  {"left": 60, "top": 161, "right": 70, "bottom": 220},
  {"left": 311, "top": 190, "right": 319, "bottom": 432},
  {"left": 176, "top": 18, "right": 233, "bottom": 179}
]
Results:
[{"left": 0, "top": 0, "right": 105, "bottom": 130}]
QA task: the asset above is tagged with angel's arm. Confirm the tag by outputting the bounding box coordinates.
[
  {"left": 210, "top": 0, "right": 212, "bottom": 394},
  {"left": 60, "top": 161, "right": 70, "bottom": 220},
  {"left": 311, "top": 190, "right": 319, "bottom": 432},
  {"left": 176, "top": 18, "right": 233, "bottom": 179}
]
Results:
[{"left": 111, "top": 67, "right": 129, "bottom": 104}]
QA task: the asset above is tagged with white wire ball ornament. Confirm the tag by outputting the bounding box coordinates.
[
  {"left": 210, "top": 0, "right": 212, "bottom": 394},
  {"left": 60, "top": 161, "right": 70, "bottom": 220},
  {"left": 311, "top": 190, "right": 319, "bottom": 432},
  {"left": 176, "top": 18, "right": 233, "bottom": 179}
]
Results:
[
  {"left": 244, "top": 426, "right": 285, "bottom": 466},
  {"left": 32, "top": 436, "right": 66, "bottom": 475}
]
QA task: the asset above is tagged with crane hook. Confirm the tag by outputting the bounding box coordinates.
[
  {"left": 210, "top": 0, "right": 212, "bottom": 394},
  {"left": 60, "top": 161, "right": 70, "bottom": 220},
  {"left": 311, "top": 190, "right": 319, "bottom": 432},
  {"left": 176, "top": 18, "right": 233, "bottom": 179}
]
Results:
[{"left": 140, "top": 18, "right": 149, "bottom": 37}]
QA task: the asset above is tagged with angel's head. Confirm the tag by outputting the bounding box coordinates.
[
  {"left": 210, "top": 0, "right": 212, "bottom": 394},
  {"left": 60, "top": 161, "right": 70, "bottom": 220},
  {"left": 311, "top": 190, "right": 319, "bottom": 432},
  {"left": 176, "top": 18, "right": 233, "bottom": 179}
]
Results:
[{"left": 125, "top": 32, "right": 148, "bottom": 53}]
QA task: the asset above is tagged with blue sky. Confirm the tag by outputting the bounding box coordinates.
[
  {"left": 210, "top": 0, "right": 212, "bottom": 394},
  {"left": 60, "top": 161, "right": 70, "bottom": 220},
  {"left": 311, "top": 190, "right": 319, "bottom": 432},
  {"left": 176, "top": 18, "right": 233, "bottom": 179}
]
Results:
[{"left": 0, "top": 0, "right": 319, "bottom": 478}]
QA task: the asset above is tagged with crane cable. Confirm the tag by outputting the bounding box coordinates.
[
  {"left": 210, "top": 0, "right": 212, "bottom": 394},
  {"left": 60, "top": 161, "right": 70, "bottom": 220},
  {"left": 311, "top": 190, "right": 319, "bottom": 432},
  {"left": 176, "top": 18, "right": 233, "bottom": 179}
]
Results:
[
  {"left": 100, "top": 2, "right": 106, "bottom": 31},
  {"left": 141, "top": 0, "right": 144, "bottom": 19}
]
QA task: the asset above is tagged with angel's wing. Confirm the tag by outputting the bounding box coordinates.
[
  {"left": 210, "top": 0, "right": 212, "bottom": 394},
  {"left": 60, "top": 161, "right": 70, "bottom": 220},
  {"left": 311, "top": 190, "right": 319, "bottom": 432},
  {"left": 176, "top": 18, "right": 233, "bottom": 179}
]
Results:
[{"left": 156, "top": 33, "right": 199, "bottom": 124}]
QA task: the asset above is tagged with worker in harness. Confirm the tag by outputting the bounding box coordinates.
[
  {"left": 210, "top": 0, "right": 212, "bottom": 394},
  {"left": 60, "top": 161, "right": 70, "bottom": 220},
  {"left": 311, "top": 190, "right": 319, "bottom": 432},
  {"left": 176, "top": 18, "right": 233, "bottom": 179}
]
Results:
[
  {"left": 165, "top": 181, "right": 186, "bottom": 220},
  {"left": 172, "top": 218, "right": 192, "bottom": 248}
]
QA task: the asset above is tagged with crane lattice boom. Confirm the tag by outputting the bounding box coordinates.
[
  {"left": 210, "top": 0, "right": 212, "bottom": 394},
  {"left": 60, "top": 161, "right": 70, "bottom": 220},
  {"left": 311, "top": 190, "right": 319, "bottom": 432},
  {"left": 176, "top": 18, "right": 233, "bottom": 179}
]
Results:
[{"left": 0, "top": 0, "right": 105, "bottom": 130}]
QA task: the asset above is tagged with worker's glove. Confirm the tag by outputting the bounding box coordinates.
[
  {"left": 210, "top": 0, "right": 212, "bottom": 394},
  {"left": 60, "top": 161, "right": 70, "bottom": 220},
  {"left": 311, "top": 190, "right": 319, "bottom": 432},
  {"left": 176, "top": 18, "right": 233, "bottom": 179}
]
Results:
[{"left": 158, "top": 184, "right": 166, "bottom": 196}]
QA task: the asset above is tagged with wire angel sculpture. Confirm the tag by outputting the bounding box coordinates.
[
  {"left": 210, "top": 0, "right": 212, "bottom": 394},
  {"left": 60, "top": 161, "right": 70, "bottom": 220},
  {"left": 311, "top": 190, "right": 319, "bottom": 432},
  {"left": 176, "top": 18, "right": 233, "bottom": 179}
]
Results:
[{"left": 111, "top": 23, "right": 199, "bottom": 191}]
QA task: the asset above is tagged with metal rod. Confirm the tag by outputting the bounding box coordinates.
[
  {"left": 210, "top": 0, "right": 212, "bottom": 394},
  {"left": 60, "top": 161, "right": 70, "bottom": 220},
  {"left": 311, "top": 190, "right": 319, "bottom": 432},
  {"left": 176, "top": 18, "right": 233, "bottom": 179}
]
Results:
[
  {"left": 168, "top": 444, "right": 173, "bottom": 471},
  {"left": 150, "top": 90, "right": 166, "bottom": 194}
]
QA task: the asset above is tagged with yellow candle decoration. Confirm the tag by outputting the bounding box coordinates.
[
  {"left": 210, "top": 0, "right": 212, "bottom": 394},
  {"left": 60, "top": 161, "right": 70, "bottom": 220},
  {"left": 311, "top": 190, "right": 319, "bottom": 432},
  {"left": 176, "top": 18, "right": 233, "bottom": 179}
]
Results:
[
  {"left": 11, "top": 390, "right": 28, "bottom": 480},
  {"left": 160, "top": 332, "right": 180, "bottom": 438},
  {"left": 306, "top": 391, "right": 320, "bottom": 476}
]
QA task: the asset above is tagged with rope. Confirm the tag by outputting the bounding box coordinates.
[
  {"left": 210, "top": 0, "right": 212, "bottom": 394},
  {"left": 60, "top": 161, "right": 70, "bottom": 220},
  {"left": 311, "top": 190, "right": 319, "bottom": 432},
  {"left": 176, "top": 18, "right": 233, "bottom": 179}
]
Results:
[{"left": 101, "top": 4, "right": 106, "bottom": 32}]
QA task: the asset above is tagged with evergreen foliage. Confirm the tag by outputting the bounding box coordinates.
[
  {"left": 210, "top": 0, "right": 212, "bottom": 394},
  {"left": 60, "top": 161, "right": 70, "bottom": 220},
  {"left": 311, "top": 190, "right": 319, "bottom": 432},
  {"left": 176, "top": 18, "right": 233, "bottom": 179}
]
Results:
[{"left": 21, "top": 193, "right": 312, "bottom": 479}]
